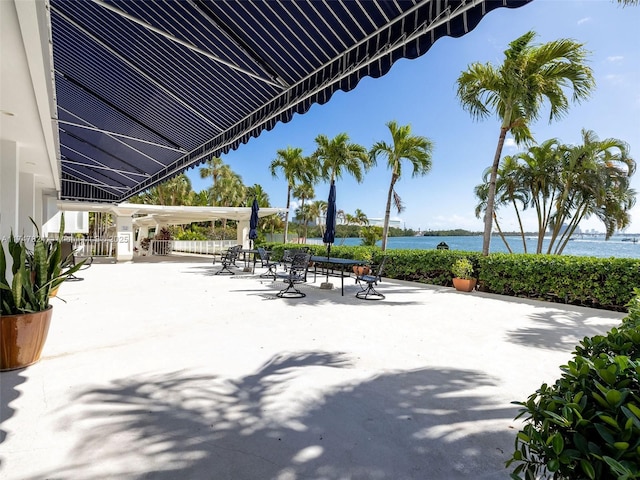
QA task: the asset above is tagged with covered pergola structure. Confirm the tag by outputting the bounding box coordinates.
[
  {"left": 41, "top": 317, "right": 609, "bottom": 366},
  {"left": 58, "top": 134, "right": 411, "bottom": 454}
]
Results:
[
  {"left": 55, "top": 201, "right": 286, "bottom": 261},
  {"left": 2, "top": 0, "right": 531, "bottom": 252}
]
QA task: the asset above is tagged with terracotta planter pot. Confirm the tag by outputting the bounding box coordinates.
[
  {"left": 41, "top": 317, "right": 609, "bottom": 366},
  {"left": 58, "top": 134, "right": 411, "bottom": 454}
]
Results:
[
  {"left": 352, "top": 265, "right": 370, "bottom": 276},
  {"left": 1, "top": 307, "right": 53, "bottom": 371},
  {"left": 452, "top": 277, "right": 477, "bottom": 292}
]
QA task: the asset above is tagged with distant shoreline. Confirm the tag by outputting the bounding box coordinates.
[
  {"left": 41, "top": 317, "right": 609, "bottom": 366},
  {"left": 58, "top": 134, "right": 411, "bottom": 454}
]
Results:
[{"left": 419, "top": 230, "right": 640, "bottom": 237}]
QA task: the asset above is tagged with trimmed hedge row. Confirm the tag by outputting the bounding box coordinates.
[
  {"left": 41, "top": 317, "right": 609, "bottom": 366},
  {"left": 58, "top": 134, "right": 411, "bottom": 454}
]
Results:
[
  {"left": 263, "top": 243, "right": 640, "bottom": 311},
  {"left": 478, "top": 254, "right": 640, "bottom": 312}
]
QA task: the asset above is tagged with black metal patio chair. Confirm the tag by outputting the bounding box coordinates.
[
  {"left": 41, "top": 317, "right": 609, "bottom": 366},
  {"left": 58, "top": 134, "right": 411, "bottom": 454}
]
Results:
[
  {"left": 257, "top": 247, "right": 278, "bottom": 279},
  {"left": 355, "top": 256, "right": 388, "bottom": 300},
  {"left": 276, "top": 252, "right": 311, "bottom": 298},
  {"left": 281, "top": 247, "right": 311, "bottom": 271},
  {"left": 214, "top": 245, "right": 242, "bottom": 275}
]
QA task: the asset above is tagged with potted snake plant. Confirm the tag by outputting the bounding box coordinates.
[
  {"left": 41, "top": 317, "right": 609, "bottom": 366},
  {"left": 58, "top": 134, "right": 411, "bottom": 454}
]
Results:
[{"left": 0, "top": 215, "right": 84, "bottom": 370}]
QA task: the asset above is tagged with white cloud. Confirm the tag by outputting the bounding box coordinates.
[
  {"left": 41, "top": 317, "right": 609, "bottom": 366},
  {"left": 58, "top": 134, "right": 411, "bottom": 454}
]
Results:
[
  {"left": 504, "top": 138, "right": 517, "bottom": 150},
  {"left": 607, "top": 55, "right": 624, "bottom": 62},
  {"left": 577, "top": 17, "right": 591, "bottom": 25}
]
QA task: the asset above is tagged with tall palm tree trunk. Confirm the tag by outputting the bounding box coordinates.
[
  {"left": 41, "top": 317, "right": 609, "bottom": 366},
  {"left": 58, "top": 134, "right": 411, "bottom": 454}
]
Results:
[
  {"left": 283, "top": 185, "right": 291, "bottom": 243},
  {"left": 381, "top": 176, "right": 397, "bottom": 251},
  {"left": 510, "top": 198, "right": 527, "bottom": 253},
  {"left": 483, "top": 125, "right": 509, "bottom": 255}
]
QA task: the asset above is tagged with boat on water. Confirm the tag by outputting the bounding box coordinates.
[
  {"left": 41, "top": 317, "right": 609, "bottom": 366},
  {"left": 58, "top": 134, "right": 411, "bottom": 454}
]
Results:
[{"left": 621, "top": 237, "right": 638, "bottom": 243}]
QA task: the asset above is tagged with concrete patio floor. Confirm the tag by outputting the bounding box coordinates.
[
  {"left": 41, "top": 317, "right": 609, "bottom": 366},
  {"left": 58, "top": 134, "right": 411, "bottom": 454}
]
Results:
[{"left": 0, "top": 254, "right": 625, "bottom": 479}]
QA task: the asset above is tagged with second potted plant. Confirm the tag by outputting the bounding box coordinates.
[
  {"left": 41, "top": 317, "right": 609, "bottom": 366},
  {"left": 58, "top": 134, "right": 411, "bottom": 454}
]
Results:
[
  {"left": 451, "top": 257, "right": 477, "bottom": 292},
  {"left": 0, "top": 215, "right": 84, "bottom": 370}
]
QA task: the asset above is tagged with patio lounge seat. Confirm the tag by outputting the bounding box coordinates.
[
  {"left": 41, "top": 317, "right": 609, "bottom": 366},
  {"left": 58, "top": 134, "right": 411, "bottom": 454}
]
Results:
[
  {"left": 276, "top": 252, "right": 311, "bottom": 298},
  {"left": 355, "top": 256, "right": 388, "bottom": 300},
  {"left": 257, "top": 247, "right": 278, "bottom": 279},
  {"left": 214, "top": 245, "right": 242, "bottom": 275}
]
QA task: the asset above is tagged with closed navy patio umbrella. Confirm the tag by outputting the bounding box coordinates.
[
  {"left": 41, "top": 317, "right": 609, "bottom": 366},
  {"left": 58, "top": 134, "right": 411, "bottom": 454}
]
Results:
[
  {"left": 323, "top": 181, "right": 336, "bottom": 259},
  {"left": 249, "top": 198, "right": 259, "bottom": 249}
]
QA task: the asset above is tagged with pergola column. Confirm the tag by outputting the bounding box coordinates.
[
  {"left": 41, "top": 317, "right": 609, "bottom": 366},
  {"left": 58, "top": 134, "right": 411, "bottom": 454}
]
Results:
[
  {"left": 238, "top": 219, "right": 249, "bottom": 248},
  {"left": 115, "top": 215, "right": 134, "bottom": 262}
]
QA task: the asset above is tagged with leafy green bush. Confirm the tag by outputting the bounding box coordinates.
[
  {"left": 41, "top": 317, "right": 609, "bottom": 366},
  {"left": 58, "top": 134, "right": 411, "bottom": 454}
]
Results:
[{"left": 507, "top": 289, "right": 640, "bottom": 479}]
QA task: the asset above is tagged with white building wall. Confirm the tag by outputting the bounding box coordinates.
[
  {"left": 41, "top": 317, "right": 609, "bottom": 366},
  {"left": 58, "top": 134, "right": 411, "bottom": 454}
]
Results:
[{"left": 1, "top": 139, "right": 19, "bottom": 240}]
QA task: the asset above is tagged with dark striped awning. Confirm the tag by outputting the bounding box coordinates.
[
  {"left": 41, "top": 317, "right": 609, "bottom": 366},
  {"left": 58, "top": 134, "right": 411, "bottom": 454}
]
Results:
[{"left": 50, "top": 0, "right": 530, "bottom": 202}]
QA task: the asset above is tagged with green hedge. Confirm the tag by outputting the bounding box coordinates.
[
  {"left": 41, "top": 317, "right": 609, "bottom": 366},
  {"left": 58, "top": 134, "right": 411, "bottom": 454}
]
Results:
[
  {"left": 261, "top": 244, "right": 640, "bottom": 311},
  {"left": 507, "top": 289, "right": 640, "bottom": 479},
  {"left": 478, "top": 254, "right": 640, "bottom": 312}
]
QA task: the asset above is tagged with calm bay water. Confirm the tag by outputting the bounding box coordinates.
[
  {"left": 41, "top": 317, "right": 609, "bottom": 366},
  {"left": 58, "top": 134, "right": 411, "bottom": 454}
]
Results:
[{"left": 321, "top": 235, "right": 640, "bottom": 259}]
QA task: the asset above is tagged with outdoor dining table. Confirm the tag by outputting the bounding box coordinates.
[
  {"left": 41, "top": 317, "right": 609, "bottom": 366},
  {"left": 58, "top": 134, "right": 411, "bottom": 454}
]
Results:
[
  {"left": 309, "top": 255, "right": 368, "bottom": 296},
  {"left": 240, "top": 249, "right": 259, "bottom": 273}
]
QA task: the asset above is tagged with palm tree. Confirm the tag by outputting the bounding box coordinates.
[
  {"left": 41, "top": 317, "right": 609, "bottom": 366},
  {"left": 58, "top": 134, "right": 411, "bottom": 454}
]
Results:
[
  {"left": 191, "top": 190, "right": 210, "bottom": 207},
  {"left": 245, "top": 184, "right": 271, "bottom": 208},
  {"left": 342, "top": 212, "right": 356, "bottom": 245},
  {"left": 488, "top": 131, "right": 636, "bottom": 255},
  {"left": 292, "top": 183, "right": 315, "bottom": 242},
  {"left": 547, "top": 129, "right": 635, "bottom": 253},
  {"left": 474, "top": 180, "right": 514, "bottom": 253},
  {"left": 370, "top": 121, "right": 434, "bottom": 251},
  {"left": 269, "top": 147, "right": 318, "bottom": 243},
  {"left": 475, "top": 156, "right": 530, "bottom": 253},
  {"left": 262, "top": 213, "right": 284, "bottom": 240},
  {"left": 313, "top": 133, "right": 372, "bottom": 183},
  {"left": 353, "top": 208, "right": 369, "bottom": 226},
  {"left": 513, "top": 138, "right": 564, "bottom": 253},
  {"left": 312, "top": 133, "right": 372, "bottom": 249},
  {"left": 129, "top": 174, "right": 194, "bottom": 206},
  {"left": 308, "top": 200, "right": 327, "bottom": 238},
  {"left": 199, "top": 156, "right": 225, "bottom": 205},
  {"left": 456, "top": 30, "right": 595, "bottom": 255}
]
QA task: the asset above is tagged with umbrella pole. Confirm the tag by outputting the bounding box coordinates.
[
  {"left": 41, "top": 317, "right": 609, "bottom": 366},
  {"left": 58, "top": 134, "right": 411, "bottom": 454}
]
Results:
[
  {"left": 326, "top": 244, "right": 331, "bottom": 282},
  {"left": 320, "top": 243, "right": 333, "bottom": 289}
]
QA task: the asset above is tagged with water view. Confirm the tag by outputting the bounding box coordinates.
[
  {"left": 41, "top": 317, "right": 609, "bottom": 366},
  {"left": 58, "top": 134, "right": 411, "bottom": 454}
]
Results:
[{"left": 317, "top": 235, "right": 640, "bottom": 259}]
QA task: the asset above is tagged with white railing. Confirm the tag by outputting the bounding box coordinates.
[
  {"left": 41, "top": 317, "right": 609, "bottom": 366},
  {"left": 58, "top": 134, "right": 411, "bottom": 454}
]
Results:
[
  {"left": 169, "top": 240, "right": 237, "bottom": 256},
  {"left": 69, "top": 238, "right": 114, "bottom": 257}
]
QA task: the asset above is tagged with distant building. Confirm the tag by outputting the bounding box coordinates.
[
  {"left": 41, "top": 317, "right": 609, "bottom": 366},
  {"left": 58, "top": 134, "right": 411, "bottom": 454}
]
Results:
[{"left": 549, "top": 223, "right": 582, "bottom": 235}]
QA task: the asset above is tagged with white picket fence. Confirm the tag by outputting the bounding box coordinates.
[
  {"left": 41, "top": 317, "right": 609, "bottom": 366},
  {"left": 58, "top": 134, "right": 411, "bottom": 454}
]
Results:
[{"left": 169, "top": 240, "right": 237, "bottom": 256}]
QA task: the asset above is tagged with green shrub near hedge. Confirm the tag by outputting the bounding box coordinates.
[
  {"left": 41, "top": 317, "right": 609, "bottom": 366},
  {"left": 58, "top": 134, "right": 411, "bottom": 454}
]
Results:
[
  {"left": 507, "top": 289, "right": 640, "bottom": 479},
  {"left": 261, "top": 243, "right": 639, "bottom": 311}
]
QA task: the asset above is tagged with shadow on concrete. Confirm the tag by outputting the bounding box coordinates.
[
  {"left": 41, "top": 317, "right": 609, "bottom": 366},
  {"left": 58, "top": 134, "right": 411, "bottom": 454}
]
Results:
[
  {"left": 506, "top": 308, "right": 621, "bottom": 351},
  {"left": 30, "top": 352, "right": 519, "bottom": 479},
  {"left": 0, "top": 368, "right": 28, "bottom": 464}
]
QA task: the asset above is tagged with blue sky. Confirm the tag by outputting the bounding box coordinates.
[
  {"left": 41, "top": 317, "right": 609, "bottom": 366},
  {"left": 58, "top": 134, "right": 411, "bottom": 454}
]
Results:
[{"left": 186, "top": 0, "right": 640, "bottom": 234}]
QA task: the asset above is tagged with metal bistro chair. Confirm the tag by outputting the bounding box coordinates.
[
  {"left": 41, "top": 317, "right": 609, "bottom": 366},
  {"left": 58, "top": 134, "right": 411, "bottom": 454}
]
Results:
[
  {"left": 257, "top": 247, "right": 278, "bottom": 279},
  {"left": 281, "top": 247, "right": 311, "bottom": 271},
  {"left": 214, "top": 245, "right": 242, "bottom": 275},
  {"left": 276, "top": 252, "right": 311, "bottom": 298},
  {"left": 355, "top": 256, "right": 388, "bottom": 300}
]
